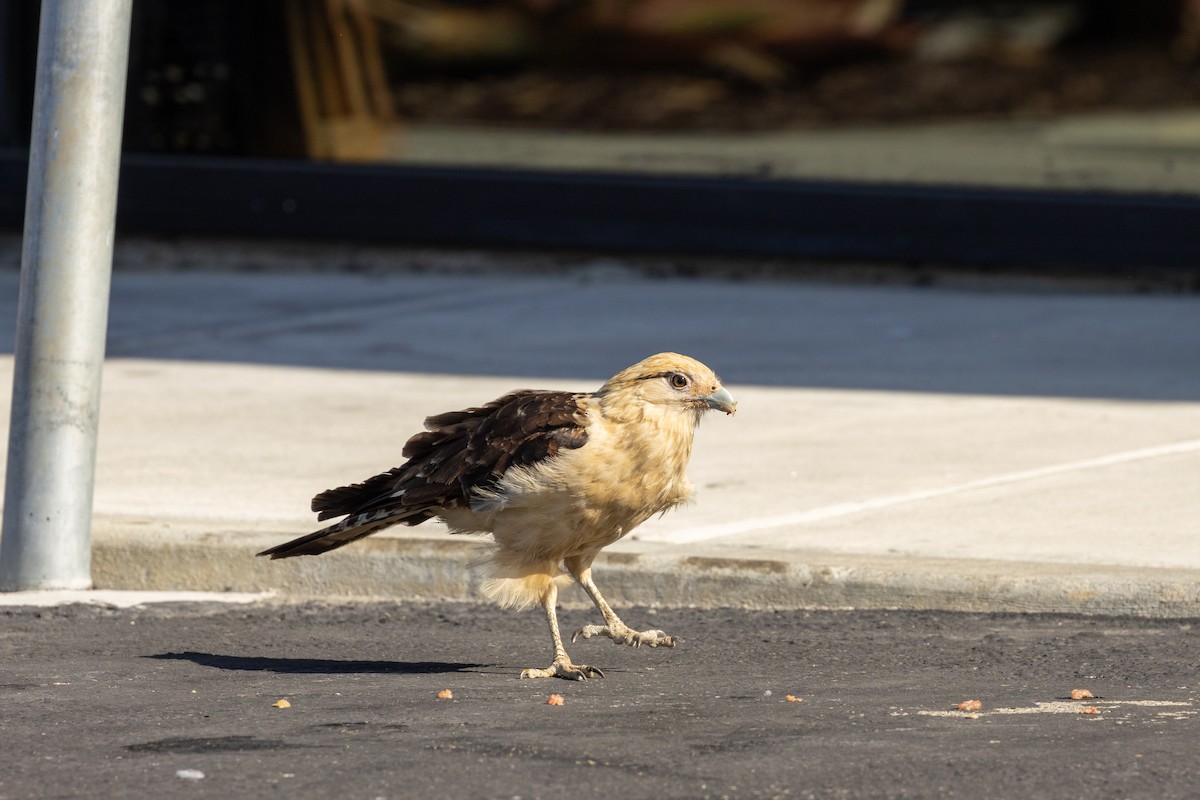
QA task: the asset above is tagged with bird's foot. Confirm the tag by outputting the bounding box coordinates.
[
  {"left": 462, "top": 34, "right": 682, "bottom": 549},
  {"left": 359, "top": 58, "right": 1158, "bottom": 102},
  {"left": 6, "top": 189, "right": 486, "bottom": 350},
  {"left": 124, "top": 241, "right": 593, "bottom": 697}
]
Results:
[
  {"left": 572, "top": 623, "right": 677, "bottom": 648},
  {"left": 520, "top": 657, "right": 605, "bottom": 681}
]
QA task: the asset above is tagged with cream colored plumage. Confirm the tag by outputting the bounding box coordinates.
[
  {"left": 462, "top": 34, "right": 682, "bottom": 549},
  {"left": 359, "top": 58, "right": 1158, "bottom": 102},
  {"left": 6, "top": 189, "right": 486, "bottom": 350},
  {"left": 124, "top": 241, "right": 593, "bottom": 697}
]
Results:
[{"left": 259, "top": 352, "right": 735, "bottom": 680}]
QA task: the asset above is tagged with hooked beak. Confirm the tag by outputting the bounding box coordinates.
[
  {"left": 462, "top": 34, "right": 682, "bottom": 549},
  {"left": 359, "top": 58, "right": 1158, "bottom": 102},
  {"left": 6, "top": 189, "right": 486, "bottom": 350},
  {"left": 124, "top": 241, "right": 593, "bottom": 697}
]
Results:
[{"left": 703, "top": 385, "right": 737, "bottom": 415}]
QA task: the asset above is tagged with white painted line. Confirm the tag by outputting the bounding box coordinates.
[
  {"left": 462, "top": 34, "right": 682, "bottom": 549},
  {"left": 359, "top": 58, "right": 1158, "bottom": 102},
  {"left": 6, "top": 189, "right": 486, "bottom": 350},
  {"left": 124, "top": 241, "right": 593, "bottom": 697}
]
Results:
[
  {"left": 646, "top": 438, "right": 1200, "bottom": 545},
  {"left": 919, "top": 699, "right": 1194, "bottom": 717}
]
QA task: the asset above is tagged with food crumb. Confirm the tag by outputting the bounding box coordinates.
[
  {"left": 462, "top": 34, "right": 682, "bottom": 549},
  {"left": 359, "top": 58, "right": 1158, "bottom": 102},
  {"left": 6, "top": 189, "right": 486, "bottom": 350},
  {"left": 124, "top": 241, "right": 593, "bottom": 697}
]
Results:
[
  {"left": 272, "top": 699, "right": 291, "bottom": 709},
  {"left": 956, "top": 700, "right": 983, "bottom": 712},
  {"left": 546, "top": 694, "right": 565, "bottom": 706},
  {"left": 785, "top": 695, "right": 803, "bottom": 703},
  {"left": 1071, "top": 688, "right": 1095, "bottom": 700},
  {"left": 436, "top": 689, "right": 454, "bottom": 700},
  {"left": 1080, "top": 706, "right": 1101, "bottom": 715}
]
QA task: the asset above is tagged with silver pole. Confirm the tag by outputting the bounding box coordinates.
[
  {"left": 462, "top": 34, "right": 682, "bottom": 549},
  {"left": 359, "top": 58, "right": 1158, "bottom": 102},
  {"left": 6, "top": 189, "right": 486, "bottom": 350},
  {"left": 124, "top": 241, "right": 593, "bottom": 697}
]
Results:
[{"left": 1, "top": 0, "right": 133, "bottom": 591}]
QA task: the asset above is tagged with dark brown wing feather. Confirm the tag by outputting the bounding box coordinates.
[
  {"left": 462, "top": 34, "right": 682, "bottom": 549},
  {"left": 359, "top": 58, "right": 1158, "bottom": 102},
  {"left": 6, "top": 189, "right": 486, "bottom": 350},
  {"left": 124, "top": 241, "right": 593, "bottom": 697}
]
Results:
[
  {"left": 317, "top": 389, "right": 589, "bottom": 518},
  {"left": 258, "top": 390, "right": 588, "bottom": 559}
]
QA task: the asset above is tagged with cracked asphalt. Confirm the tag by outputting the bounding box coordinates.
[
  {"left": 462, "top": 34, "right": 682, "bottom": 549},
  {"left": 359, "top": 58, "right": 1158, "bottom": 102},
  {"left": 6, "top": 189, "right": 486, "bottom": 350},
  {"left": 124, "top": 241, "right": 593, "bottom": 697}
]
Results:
[{"left": 2, "top": 601, "right": 1197, "bottom": 799}]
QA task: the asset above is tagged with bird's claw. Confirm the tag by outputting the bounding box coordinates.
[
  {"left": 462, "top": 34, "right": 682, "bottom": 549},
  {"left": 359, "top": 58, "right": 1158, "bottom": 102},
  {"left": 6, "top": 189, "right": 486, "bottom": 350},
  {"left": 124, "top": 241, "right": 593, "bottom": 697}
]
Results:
[
  {"left": 573, "top": 624, "right": 677, "bottom": 649},
  {"left": 520, "top": 659, "right": 605, "bottom": 681}
]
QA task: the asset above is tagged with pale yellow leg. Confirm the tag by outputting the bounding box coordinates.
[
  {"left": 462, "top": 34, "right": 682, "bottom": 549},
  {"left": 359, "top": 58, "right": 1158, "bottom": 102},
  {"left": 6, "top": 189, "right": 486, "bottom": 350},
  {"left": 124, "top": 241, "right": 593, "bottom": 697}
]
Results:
[
  {"left": 566, "top": 561, "right": 677, "bottom": 649},
  {"left": 519, "top": 580, "right": 604, "bottom": 680}
]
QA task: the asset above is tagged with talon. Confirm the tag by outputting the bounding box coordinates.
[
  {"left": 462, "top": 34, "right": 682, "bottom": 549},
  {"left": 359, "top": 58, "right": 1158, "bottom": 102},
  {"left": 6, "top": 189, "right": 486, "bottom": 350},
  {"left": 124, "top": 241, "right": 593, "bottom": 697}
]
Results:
[
  {"left": 521, "top": 659, "right": 604, "bottom": 681},
  {"left": 573, "top": 624, "right": 607, "bottom": 643},
  {"left": 575, "top": 623, "right": 677, "bottom": 649}
]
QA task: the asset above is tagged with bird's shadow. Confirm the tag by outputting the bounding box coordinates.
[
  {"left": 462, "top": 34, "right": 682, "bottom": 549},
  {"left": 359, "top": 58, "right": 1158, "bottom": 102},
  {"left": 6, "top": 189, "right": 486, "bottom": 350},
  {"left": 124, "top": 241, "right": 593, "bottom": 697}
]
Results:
[{"left": 148, "top": 651, "right": 485, "bottom": 675}]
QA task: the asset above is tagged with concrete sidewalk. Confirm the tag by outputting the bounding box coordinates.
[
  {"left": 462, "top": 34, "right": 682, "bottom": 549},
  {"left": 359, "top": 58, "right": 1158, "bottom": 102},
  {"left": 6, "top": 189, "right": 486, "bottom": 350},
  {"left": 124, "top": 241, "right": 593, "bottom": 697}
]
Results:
[
  {"left": 397, "top": 111, "right": 1200, "bottom": 197},
  {"left": 1, "top": 246, "right": 1198, "bottom": 614}
]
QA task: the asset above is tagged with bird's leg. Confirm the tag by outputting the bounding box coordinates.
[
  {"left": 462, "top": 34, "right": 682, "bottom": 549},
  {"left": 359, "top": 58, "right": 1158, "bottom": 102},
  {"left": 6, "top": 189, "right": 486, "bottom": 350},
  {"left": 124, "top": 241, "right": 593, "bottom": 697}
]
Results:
[
  {"left": 567, "top": 562, "right": 677, "bottom": 649},
  {"left": 519, "top": 580, "right": 604, "bottom": 681}
]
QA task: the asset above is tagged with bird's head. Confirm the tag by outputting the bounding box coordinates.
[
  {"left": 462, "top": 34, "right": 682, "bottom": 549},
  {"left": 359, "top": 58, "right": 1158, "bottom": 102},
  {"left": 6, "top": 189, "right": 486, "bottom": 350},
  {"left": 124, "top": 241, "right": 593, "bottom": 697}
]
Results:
[{"left": 598, "top": 353, "right": 736, "bottom": 419}]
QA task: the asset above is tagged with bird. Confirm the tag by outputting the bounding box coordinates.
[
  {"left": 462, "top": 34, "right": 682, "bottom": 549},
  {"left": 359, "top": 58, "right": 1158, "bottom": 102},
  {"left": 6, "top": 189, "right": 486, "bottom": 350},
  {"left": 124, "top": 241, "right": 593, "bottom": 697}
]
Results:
[{"left": 258, "top": 352, "right": 736, "bottom": 680}]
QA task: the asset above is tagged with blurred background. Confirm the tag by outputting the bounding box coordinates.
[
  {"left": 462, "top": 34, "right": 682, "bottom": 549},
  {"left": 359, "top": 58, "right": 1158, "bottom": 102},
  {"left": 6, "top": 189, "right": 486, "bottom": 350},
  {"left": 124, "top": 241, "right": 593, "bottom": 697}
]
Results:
[{"left": 1, "top": 0, "right": 1199, "bottom": 269}]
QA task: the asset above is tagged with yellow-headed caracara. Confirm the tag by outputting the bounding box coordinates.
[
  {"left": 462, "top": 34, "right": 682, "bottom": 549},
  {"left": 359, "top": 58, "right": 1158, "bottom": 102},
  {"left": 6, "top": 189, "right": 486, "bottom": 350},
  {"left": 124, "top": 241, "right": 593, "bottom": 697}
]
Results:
[{"left": 259, "top": 353, "right": 736, "bottom": 680}]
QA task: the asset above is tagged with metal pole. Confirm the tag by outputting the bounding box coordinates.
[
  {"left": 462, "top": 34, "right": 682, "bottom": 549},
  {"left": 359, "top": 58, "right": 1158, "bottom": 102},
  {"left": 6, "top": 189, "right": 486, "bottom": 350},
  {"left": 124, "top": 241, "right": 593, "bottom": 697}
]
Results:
[{"left": 0, "top": 0, "right": 133, "bottom": 591}]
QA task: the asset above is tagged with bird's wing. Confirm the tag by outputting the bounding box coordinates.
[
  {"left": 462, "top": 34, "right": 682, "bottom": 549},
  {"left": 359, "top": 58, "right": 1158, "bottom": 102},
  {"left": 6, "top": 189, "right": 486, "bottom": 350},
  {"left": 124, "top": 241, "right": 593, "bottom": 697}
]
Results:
[
  {"left": 258, "top": 390, "right": 589, "bottom": 559},
  {"left": 314, "top": 389, "right": 590, "bottom": 520}
]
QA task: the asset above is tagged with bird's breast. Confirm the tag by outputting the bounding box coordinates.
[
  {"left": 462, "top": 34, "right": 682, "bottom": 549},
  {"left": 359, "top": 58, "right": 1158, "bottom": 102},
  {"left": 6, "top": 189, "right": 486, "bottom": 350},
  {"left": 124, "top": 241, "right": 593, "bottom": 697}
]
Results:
[
  {"left": 467, "top": 409, "right": 699, "bottom": 557},
  {"left": 565, "top": 419, "right": 695, "bottom": 527}
]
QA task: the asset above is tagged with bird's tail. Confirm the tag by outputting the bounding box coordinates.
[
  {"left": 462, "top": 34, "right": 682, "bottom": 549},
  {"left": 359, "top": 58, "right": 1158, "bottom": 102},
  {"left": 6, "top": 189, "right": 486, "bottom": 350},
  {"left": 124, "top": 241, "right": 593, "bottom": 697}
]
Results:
[{"left": 256, "top": 506, "right": 431, "bottom": 559}]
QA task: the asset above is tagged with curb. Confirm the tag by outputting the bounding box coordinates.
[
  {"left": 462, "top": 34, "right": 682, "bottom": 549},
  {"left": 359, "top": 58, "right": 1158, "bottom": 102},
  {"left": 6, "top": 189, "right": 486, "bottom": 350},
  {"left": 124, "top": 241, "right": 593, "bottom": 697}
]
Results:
[{"left": 90, "top": 520, "right": 1200, "bottom": 618}]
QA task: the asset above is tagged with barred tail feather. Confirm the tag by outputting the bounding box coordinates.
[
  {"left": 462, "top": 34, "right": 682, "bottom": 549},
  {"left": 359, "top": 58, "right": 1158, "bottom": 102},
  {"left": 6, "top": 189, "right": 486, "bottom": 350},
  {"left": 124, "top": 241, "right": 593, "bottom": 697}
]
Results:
[{"left": 257, "top": 506, "right": 430, "bottom": 559}]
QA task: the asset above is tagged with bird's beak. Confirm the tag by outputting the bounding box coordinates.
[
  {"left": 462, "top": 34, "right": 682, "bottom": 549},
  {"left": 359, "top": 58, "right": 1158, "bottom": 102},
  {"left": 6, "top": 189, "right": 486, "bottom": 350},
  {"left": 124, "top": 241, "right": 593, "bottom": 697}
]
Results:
[{"left": 703, "top": 386, "right": 737, "bottom": 415}]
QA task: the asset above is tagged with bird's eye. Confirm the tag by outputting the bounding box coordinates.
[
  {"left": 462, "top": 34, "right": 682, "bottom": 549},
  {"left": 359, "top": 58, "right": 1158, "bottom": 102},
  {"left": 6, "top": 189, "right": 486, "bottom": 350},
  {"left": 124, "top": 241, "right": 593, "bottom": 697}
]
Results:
[{"left": 668, "top": 373, "right": 689, "bottom": 389}]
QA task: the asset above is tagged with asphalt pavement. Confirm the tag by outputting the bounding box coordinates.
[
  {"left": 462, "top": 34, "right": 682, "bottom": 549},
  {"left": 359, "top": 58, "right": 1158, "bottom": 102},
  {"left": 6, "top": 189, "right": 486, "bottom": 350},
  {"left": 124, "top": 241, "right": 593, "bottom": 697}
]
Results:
[
  {"left": 1, "top": 599, "right": 1197, "bottom": 800},
  {"left": 1, "top": 239, "right": 1199, "bottom": 615}
]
